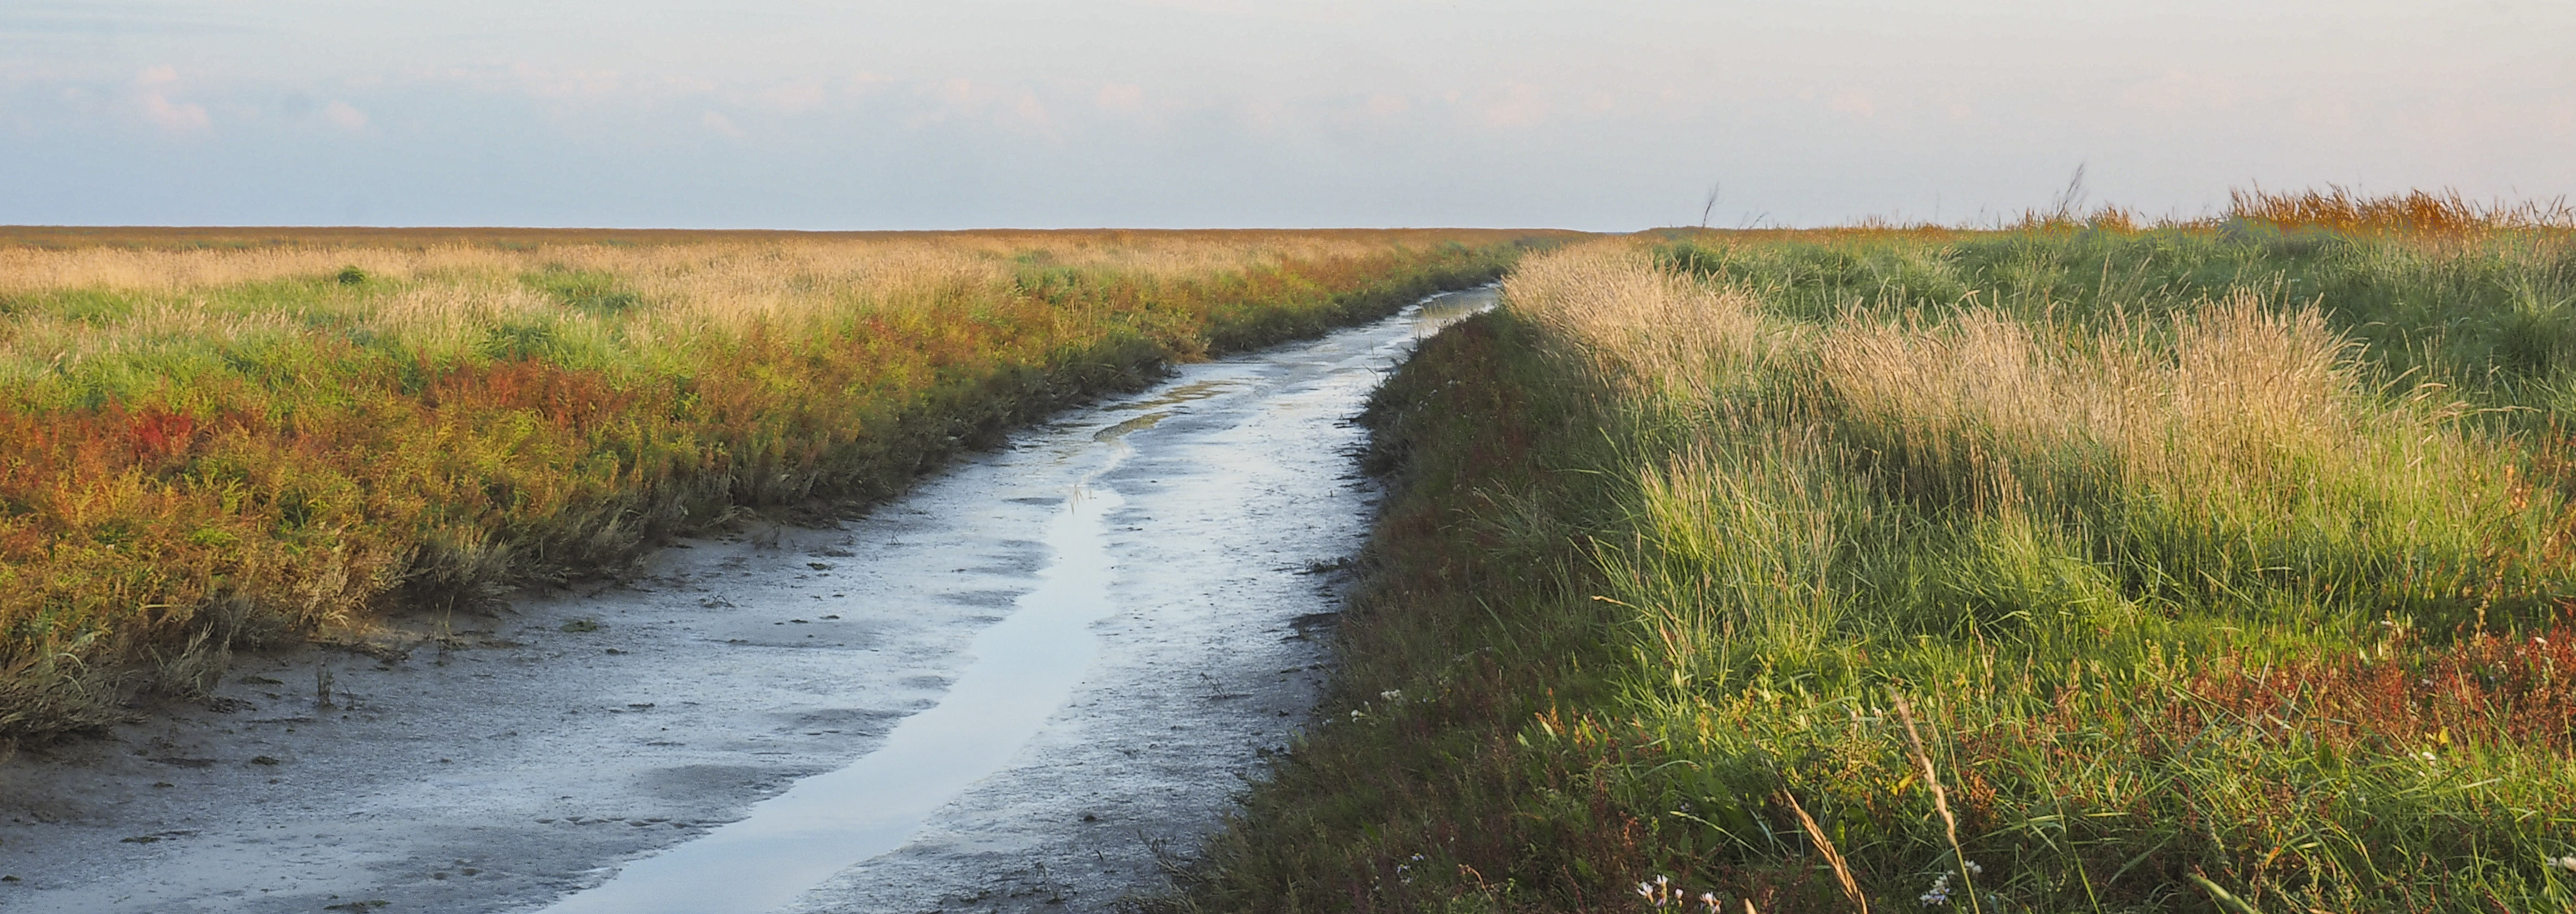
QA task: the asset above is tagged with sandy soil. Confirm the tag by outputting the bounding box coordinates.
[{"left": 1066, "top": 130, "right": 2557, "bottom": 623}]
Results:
[{"left": 0, "top": 287, "right": 1495, "bottom": 913}]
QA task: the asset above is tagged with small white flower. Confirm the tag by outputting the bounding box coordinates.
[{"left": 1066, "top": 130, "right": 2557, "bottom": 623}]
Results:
[
  {"left": 1350, "top": 709, "right": 1364, "bottom": 720},
  {"left": 2557, "top": 855, "right": 2576, "bottom": 872},
  {"left": 1634, "top": 875, "right": 1677, "bottom": 908},
  {"left": 1962, "top": 860, "right": 1983, "bottom": 876},
  {"left": 1380, "top": 690, "right": 1404, "bottom": 701}
]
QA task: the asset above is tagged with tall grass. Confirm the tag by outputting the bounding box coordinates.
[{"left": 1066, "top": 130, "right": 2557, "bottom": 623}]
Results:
[
  {"left": 1173, "top": 203, "right": 2576, "bottom": 913},
  {"left": 0, "top": 228, "right": 1558, "bottom": 740}
]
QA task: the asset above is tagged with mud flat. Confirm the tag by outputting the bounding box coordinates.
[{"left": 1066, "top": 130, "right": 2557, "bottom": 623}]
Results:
[{"left": 0, "top": 286, "right": 1497, "bottom": 913}]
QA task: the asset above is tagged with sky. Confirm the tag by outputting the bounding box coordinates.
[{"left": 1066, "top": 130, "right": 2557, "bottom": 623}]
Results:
[{"left": 2, "top": 0, "right": 2570, "bottom": 231}]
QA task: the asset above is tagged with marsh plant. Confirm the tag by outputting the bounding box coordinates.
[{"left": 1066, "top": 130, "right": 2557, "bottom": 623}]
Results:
[
  {"left": 1176, "top": 193, "right": 2576, "bottom": 912},
  {"left": 0, "top": 227, "right": 1552, "bottom": 739}
]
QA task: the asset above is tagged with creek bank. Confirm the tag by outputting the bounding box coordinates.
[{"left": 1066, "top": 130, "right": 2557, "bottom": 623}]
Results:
[{"left": 0, "top": 287, "right": 1497, "bottom": 913}]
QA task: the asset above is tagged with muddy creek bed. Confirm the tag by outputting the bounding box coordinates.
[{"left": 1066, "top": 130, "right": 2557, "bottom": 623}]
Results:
[{"left": 0, "top": 287, "right": 1498, "bottom": 913}]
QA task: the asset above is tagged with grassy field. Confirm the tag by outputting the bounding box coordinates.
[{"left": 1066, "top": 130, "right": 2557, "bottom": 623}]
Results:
[
  {"left": 0, "top": 227, "right": 1558, "bottom": 741},
  {"left": 1175, "top": 194, "right": 2576, "bottom": 912}
]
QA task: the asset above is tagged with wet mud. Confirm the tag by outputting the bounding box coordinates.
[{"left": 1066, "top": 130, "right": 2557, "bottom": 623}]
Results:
[{"left": 0, "top": 287, "right": 1498, "bottom": 913}]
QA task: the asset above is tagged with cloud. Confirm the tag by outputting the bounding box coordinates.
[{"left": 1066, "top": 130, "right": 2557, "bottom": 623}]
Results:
[
  {"left": 1475, "top": 83, "right": 1547, "bottom": 129},
  {"left": 322, "top": 100, "right": 368, "bottom": 131},
  {"left": 512, "top": 63, "right": 624, "bottom": 99},
  {"left": 1363, "top": 93, "right": 1410, "bottom": 118},
  {"left": 2122, "top": 71, "right": 2241, "bottom": 113},
  {"left": 933, "top": 77, "right": 982, "bottom": 109},
  {"left": 135, "top": 65, "right": 209, "bottom": 131},
  {"left": 701, "top": 110, "right": 745, "bottom": 137},
  {"left": 1827, "top": 90, "right": 1876, "bottom": 119},
  {"left": 141, "top": 94, "right": 208, "bottom": 129},
  {"left": 757, "top": 80, "right": 827, "bottom": 114},
  {"left": 1007, "top": 94, "right": 1054, "bottom": 134},
  {"left": 844, "top": 72, "right": 893, "bottom": 97},
  {"left": 1096, "top": 83, "right": 1145, "bottom": 114},
  {"left": 920, "top": 78, "right": 1058, "bottom": 136}
]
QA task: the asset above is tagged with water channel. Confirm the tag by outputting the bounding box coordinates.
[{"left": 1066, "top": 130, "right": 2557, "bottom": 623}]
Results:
[{"left": 0, "top": 285, "right": 1496, "bottom": 913}]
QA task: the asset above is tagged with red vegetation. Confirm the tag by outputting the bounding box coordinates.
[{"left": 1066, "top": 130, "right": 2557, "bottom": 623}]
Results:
[{"left": 2167, "top": 618, "right": 2576, "bottom": 756}]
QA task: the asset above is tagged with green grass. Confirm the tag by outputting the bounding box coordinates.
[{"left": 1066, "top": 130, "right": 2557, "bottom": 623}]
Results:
[{"left": 1168, "top": 225, "right": 2576, "bottom": 913}]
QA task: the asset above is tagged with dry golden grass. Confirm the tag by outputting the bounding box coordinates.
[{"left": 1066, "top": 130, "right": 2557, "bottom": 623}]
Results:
[
  {"left": 1500, "top": 242, "right": 1796, "bottom": 403},
  {"left": 1816, "top": 295, "right": 2377, "bottom": 508},
  {"left": 2228, "top": 186, "right": 2576, "bottom": 234}
]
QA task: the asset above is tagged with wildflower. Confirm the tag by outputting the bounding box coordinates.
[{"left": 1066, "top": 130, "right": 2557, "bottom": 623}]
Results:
[
  {"left": 1698, "top": 891, "right": 1720, "bottom": 913},
  {"left": 1636, "top": 875, "right": 1677, "bottom": 908},
  {"left": 1350, "top": 709, "right": 1364, "bottom": 720},
  {"left": 2557, "top": 855, "right": 2576, "bottom": 872},
  {"left": 1920, "top": 872, "right": 1955, "bottom": 906},
  {"left": 1380, "top": 690, "right": 1403, "bottom": 701},
  {"left": 1963, "top": 860, "right": 1983, "bottom": 876}
]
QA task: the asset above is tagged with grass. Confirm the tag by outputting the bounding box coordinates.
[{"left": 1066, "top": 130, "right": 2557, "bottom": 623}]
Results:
[
  {"left": 0, "top": 227, "right": 1568, "bottom": 741},
  {"left": 1168, "top": 192, "right": 2576, "bottom": 913}
]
